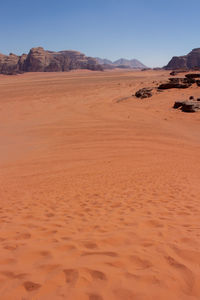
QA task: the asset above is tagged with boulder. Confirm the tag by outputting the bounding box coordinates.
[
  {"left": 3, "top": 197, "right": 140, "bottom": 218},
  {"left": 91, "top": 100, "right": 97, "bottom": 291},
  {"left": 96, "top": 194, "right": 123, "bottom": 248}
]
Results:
[
  {"left": 185, "top": 73, "right": 200, "bottom": 79},
  {"left": 170, "top": 71, "right": 177, "bottom": 76},
  {"left": 196, "top": 80, "right": 200, "bottom": 87},
  {"left": 181, "top": 102, "right": 200, "bottom": 112},
  {"left": 173, "top": 101, "right": 186, "bottom": 109},
  {"left": 170, "top": 70, "right": 187, "bottom": 76},
  {"left": 158, "top": 77, "right": 194, "bottom": 89},
  {"left": 158, "top": 82, "right": 191, "bottom": 89},
  {"left": 173, "top": 100, "right": 200, "bottom": 112},
  {"left": 135, "top": 88, "right": 153, "bottom": 98},
  {"left": 169, "top": 77, "right": 195, "bottom": 84}
]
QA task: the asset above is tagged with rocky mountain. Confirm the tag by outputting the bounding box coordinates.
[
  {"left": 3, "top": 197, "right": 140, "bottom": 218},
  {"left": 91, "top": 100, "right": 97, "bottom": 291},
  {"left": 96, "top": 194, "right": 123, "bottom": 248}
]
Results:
[
  {"left": 113, "top": 58, "right": 147, "bottom": 69},
  {"left": 95, "top": 57, "right": 113, "bottom": 65},
  {"left": 95, "top": 57, "right": 147, "bottom": 69},
  {"left": 0, "top": 47, "right": 103, "bottom": 74},
  {"left": 165, "top": 48, "right": 200, "bottom": 70}
]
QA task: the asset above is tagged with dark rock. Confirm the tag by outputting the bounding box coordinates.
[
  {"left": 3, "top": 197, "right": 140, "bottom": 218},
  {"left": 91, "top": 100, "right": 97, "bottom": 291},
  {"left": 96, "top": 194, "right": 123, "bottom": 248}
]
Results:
[
  {"left": 189, "top": 96, "right": 194, "bottom": 100},
  {"left": 158, "top": 82, "right": 191, "bottom": 89},
  {"left": 169, "top": 70, "right": 188, "bottom": 76},
  {"left": 196, "top": 80, "right": 200, "bottom": 87},
  {"left": 141, "top": 68, "right": 152, "bottom": 71},
  {"left": 197, "top": 98, "right": 200, "bottom": 101},
  {"left": 158, "top": 77, "right": 194, "bottom": 89},
  {"left": 185, "top": 73, "right": 200, "bottom": 79},
  {"left": 173, "top": 101, "right": 186, "bottom": 109},
  {"left": 181, "top": 102, "right": 200, "bottom": 112},
  {"left": 135, "top": 88, "right": 153, "bottom": 99},
  {"left": 169, "top": 77, "right": 195, "bottom": 84},
  {"left": 173, "top": 100, "right": 200, "bottom": 112}
]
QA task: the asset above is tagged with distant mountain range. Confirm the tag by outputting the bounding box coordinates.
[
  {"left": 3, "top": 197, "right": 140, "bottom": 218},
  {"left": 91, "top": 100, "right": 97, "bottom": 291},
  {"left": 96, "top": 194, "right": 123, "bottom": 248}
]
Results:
[
  {"left": 165, "top": 48, "right": 200, "bottom": 70},
  {"left": 0, "top": 47, "right": 148, "bottom": 75},
  {"left": 95, "top": 57, "right": 147, "bottom": 69},
  {"left": 0, "top": 47, "right": 103, "bottom": 75}
]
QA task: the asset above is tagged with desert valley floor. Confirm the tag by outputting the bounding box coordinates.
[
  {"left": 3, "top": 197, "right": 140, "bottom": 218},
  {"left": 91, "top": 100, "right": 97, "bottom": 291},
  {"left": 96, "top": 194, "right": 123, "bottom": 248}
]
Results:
[{"left": 0, "top": 70, "right": 200, "bottom": 300}]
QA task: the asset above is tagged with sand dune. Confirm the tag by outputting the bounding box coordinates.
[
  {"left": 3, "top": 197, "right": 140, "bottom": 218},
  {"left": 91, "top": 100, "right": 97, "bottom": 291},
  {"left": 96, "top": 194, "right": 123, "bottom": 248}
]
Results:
[{"left": 0, "top": 70, "right": 200, "bottom": 299}]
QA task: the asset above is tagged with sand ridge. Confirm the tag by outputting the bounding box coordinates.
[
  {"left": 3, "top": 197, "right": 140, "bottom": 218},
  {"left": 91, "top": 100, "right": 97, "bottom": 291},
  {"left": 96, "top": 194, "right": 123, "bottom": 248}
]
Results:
[{"left": 0, "top": 70, "right": 200, "bottom": 299}]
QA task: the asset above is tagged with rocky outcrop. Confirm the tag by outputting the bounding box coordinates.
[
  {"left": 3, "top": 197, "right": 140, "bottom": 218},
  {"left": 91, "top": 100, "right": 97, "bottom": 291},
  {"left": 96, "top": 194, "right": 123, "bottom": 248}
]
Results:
[
  {"left": 0, "top": 53, "right": 21, "bottom": 75},
  {"left": 165, "top": 48, "right": 200, "bottom": 70},
  {"left": 170, "top": 70, "right": 187, "bottom": 76},
  {"left": 173, "top": 100, "right": 200, "bottom": 112},
  {"left": 95, "top": 57, "right": 113, "bottom": 65},
  {"left": 158, "top": 73, "right": 200, "bottom": 90},
  {"left": 158, "top": 77, "right": 193, "bottom": 89},
  {"left": 185, "top": 73, "right": 200, "bottom": 79},
  {"left": 135, "top": 88, "right": 153, "bottom": 98},
  {"left": 196, "top": 80, "right": 200, "bottom": 87},
  {"left": 0, "top": 47, "right": 103, "bottom": 74}
]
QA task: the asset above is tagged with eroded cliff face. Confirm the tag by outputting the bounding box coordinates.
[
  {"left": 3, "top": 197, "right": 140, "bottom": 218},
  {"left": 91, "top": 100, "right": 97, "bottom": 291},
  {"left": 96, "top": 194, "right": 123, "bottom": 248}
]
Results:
[
  {"left": 0, "top": 53, "right": 20, "bottom": 74},
  {"left": 0, "top": 47, "right": 103, "bottom": 74},
  {"left": 165, "top": 48, "right": 200, "bottom": 70}
]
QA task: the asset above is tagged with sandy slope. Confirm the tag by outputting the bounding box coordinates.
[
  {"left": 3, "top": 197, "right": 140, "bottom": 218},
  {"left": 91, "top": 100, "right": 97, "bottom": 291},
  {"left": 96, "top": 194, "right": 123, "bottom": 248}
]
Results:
[{"left": 0, "top": 70, "right": 200, "bottom": 300}]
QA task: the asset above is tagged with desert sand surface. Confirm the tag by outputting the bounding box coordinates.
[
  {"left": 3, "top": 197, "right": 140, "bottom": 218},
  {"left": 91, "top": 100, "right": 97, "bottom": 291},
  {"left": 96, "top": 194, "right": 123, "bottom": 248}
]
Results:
[{"left": 0, "top": 69, "right": 200, "bottom": 300}]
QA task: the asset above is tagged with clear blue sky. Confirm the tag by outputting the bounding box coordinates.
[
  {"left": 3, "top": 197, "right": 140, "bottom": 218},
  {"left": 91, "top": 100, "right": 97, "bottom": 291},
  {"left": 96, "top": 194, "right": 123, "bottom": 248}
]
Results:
[{"left": 1, "top": 0, "right": 200, "bottom": 67}]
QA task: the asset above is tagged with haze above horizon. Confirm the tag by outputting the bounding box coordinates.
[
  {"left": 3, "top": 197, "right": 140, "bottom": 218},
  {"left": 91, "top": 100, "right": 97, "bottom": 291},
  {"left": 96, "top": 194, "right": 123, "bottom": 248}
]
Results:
[{"left": 1, "top": 0, "right": 200, "bottom": 68}]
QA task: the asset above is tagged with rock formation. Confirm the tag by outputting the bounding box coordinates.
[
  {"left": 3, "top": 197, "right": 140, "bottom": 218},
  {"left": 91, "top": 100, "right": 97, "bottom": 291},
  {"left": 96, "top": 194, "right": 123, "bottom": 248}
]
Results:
[
  {"left": 95, "top": 57, "right": 113, "bottom": 65},
  {"left": 165, "top": 48, "right": 200, "bottom": 70},
  {"left": 173, "top": 100, "right": 200, "bottom": 112},
  {"left": 0, "top": 53, "right": 21, "bottom": 75},
  {"left": 0, "top": 47, "right": 103, "bottom": 74},
  {"left": 157, "top": 77, "right": 197, "bottom": 90},
  {"left": 135, "top": 88, "right": 153, "bottom": 98},
  {"left": 157, "top": 73, "right": 200, "bottom": 90}
]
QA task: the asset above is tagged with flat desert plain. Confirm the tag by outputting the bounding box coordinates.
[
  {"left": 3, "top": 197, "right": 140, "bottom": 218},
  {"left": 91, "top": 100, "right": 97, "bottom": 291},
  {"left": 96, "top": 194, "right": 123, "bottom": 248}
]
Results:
[{"left": 0, "top": 70, "right": 200, "bottom": 300}]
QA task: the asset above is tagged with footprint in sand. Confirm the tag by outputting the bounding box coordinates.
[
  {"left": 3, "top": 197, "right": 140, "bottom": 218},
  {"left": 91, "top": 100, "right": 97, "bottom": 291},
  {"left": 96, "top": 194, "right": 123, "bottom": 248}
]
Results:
[
  {"left": 2, "top": 271, "right": 27, "bottom": 279},
  {"left": 128, "top": 255, "right": 152, "bottom": 270},
  {"left": 113, "top": 288, "right": 135, "bottom": 300},
  {"left": 16, "top": 232, "right": 31, "bottom": 240},
  {"left": 87, "top": 269, "right": 107, "bottom": 281},
  {"left": 4, "top": 244, "right": 18, "bottom": 251},
  {"left": 88, "top": 293, "right": 104, "bottom": 300},
  {"left": 81, "top": 251, "right": 118, "bottom": 257},
  {"left": 165, "top": 256, "right": 194, "bottom": 294},
  {"left": 23, "top": 281, "right": 41, "bottom": 292},
  {"left": 83, "top": 241, "right": 98, "bottom": 249},
  {"left": 63, "top": 269, "right": 79, "bottom": 286}
]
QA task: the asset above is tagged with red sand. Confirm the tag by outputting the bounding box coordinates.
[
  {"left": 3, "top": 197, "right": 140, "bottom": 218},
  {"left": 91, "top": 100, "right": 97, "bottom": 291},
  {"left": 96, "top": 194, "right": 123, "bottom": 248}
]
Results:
[{"left": 0, "top": 70, "right": 200, "bottom": 300}]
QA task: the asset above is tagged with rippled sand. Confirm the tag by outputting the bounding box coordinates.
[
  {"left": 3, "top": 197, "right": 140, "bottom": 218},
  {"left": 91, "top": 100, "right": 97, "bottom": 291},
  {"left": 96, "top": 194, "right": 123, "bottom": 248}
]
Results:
[{"left": 0, "top": 70, "right": 200, "bottom": 300}]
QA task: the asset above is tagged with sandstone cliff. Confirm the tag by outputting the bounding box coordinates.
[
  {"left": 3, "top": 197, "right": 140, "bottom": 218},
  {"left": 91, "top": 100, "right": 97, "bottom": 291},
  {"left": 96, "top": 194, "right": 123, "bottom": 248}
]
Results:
[
  {"left": 165, "top": 48, "right": 200, "bottom": 70},
  {"left": 0, "top": 47, "right": 103, "bottom": 74}
]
